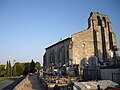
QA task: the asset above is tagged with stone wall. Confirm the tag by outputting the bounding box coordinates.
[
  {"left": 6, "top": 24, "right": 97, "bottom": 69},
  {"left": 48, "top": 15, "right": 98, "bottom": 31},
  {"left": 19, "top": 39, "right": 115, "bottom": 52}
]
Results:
[
  {"left": 13, "top": 76, "right": 30, "bottom": 90},
  {"left": 43, "top": 12, "right": 118, "bottom": 74},
  {"left": 71, "top": 29, "right": 94, "bottom": 65},
  {"left": 71, "top": 12, "right": 118, "bottom": 65},
  {"left": 101, "top": 68, "right": 120, "bottom": 84},
  {"left": 43, "top": 38, "right": 71, "bottom": 71}
]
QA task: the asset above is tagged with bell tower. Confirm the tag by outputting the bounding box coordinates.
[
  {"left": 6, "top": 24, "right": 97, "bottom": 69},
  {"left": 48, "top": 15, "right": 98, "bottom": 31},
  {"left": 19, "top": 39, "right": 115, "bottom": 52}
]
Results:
[{"left": 88, "top": 12, "right": 118, "bottom": 63}]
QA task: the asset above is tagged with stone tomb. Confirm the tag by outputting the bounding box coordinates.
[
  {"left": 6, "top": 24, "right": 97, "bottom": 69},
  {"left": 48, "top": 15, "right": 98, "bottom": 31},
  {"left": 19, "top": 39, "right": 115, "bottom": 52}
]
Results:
[
  {"left": 88, "top": 56, "right": 98, "bottom": 67},
  {"left": 80, "top": 58, "right": 86, "bottom": 67}
]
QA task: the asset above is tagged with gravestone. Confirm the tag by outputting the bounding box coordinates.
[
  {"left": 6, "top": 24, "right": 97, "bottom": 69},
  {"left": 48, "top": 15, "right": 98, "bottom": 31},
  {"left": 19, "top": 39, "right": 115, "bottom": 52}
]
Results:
[
  {"left": 80, "top": 58, "right": 86, "bottom": 67},
  {"left": 88, "top": 56, "right": 98, "bottom": 66}
]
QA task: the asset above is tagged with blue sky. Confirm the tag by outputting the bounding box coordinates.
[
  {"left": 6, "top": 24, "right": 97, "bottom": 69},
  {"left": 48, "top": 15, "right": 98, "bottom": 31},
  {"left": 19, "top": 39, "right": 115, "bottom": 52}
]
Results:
[{"left": 0, "top": 0, "right": 120, "bottom": 65}]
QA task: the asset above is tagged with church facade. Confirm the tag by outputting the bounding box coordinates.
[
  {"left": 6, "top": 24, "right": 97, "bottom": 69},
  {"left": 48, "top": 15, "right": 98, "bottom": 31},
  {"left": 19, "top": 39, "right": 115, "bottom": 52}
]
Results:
[{"left": 43, "top": 12, "right": 118, "bottom": 74}]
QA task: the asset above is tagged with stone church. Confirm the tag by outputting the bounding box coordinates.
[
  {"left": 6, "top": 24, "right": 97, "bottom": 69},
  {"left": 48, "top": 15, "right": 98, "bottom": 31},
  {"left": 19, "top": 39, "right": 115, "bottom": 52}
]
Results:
[{"left": 43, "top": 12, "right": 118, "bottom": 75}]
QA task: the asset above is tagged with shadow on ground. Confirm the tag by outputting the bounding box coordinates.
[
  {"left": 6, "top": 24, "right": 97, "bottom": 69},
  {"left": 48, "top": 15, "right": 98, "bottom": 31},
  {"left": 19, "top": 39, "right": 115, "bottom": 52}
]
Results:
[
  {"left": 28, "top": 75, "right": 47, "bottom": 90},
  {"left": 2, "top": 76, "right": 25, "bottom": 90}
]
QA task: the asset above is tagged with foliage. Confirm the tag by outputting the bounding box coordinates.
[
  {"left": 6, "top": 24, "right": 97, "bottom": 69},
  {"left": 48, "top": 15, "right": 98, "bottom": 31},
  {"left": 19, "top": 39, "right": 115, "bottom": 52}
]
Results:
[
  {"left": 6, "top": 60, "right": 12, "bottom": 77},
  {"left": 30, "top": 60, "right": 35, "bottom": 68},
  {"left": 35, "top": 62, "right": 41, "bottom": 71},
  {"left": 13, "top": 62, "right": 24, "bottom": 76},
  {"left": 1, "top": 60, "right": 41, "bottom": 77},
  {"left": 0, "top": 65, "right": 6, "bottom": 77},
  {"left": 30, "top": 60, "right": 36, "bottom": 73},
  {"left": 0, "top": 77, "right": 8, "bottom": 82},
  {"left": 23, "top": 63, "right": 30, "bottom": 75},
  {"left": 6, "top": 61, "right": 8, "bottom": 76},
  {"left": 13, "top": 63, "right": 17, "bottom": 76},
  {"left": 9, "top": 61, "right": 12, "bottom": 77}
]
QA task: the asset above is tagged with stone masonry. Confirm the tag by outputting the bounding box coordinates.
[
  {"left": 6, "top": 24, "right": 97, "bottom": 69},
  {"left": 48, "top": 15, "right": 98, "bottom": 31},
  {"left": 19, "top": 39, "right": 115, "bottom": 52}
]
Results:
[{"left": 43, "top": 12, "right": 118, "bottom": 74}]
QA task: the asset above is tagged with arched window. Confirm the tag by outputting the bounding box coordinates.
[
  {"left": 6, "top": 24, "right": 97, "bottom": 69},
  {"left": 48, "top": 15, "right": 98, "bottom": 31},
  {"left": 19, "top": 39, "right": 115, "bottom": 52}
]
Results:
[
  {"left": 102, "top": 17, "right": 106, "bottom": 27},
  {"left": 97, "top": 16, "right": 102, "bottom": 26},
  {"left": 58, "top": 46, "right": 65, "bottom": 66},
  {"left": 67, "top": 46, "right": 69, "bottom": 60},
  {"left": 50, "top": 50, "right": 55, "bottom": 65}
]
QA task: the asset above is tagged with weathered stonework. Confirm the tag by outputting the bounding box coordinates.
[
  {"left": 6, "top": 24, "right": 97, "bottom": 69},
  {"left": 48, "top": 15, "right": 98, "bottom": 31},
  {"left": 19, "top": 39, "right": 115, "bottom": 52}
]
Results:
[
  {"left": 43, "top": 38, "right": 71, "bottom": 70},
  {"left": 43, "top": 12, "right": 118, "bottom": 73}
]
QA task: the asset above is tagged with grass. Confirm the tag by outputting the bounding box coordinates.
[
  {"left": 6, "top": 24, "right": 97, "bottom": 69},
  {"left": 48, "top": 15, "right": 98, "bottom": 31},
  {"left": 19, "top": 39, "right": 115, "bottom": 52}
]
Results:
[{"left": 0, "top": 77, "right": 8, "bottom": 82}]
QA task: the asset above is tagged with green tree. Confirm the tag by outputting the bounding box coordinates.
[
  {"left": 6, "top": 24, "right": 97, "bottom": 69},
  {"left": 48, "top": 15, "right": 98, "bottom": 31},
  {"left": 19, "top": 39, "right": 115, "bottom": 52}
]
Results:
[
  {"left": 9, "top": 61, "right": 12, "bottom": 77},
  {"left": 13, "top": 63, "right": 17, "bottom": 76},
  {"left": 6, "top": 60, "right": 12, "bottom": 77},
  {"left": 23, "top": 63, "right": 30, "bottom": 75},
  {"left": 16, "top": 63, "right": 23, "bottom": 76},
  {"left": 35, "top": 62, "right": 41, "bottom": 72},
  {"left": 30, "top": 59, "right": 36, "bottom": 73},
  {"left": 13, "top": 62, "right": 24, "bottom": 76},
  {"left": 0, "top": 65, "right": 6, "bottom": 77},
  {"left": 19, "top": 63, "right": 25, "bottom": 75},
  {"left": 6, "top": 61, "right": 9, "bottom": 76}
]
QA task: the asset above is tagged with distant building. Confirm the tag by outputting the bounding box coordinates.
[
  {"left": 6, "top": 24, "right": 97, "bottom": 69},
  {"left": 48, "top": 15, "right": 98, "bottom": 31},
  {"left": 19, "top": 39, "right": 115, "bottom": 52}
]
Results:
[{"left": 43, "top": 12, "right": 118, "bottom": 75}]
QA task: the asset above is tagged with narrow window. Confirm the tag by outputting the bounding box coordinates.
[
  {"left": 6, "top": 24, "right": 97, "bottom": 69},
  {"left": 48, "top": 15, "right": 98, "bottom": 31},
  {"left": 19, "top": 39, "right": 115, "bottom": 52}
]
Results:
[
  {"left": 103, "top": 17, "right": 106, "bottom": 27},
  {"left": 97, "top": 16, "right": 102, "bottom": 26}
]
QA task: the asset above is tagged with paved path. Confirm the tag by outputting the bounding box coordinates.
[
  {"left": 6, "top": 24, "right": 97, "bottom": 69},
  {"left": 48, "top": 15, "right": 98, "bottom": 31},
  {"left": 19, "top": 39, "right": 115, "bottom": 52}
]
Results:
[
  {"left": 0, "top": 79, "right": 14, "bottom": 90},
  {"left": 22, "top": 75, "right": 47, "bottom": 90},
  {"left": 0, "top": 75, "right": 47, "bottom": 90},
  {"left": 0, "top": 77, "right": 23, "bottom": 90}
]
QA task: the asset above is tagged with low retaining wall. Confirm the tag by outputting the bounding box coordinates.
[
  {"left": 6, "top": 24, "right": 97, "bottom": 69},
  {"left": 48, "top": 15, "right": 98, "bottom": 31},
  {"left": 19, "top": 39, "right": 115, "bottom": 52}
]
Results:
[
  {"left": 39, "top": 78, "right": 48, "bottom": 88},
  {"left": 13, "top": 75, "right": 29, "bottom": 90},
  {"left": 101, "top": 68, "right": 120, "bottom": 84}
]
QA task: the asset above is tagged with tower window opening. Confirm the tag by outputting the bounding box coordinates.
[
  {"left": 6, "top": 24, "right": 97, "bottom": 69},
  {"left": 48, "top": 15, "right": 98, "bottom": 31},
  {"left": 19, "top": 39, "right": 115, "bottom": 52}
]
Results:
[
  {"left": 103, "top": 17, "right": 106, "bottom": 27},
  {"left": 97, "top": 16, "right": 102, "bottom": 26}
]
